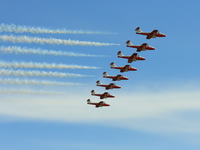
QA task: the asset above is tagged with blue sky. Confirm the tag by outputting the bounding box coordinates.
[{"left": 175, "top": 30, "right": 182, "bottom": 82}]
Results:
[{"left": 0, "top": 0, "right": 200, "bottom": 149}]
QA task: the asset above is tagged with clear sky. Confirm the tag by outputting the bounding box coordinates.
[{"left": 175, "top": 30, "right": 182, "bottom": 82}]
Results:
[{"left": 0, "top": 0, "right": 200, "bottom": 149}]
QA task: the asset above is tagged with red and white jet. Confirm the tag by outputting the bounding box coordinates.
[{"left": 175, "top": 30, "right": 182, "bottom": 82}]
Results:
[
  {"left": 135, "top": 27, "right": 166, "bottom": 39},
  {"left": 87, "top": 99, "right": 110, "bottom": 108},
  {"left": 110, "top": 62, "right": 137, "bottom": 72},
  {"left": 126, "top": 40, "right": 155, "bottom": 52},
  {"left": 117, "top": 51, "right": 145, "bottom": 63},
  {"left": 96, "top": 80, "right": 121, "bottom": 90},
  {"left": 91, "top": 90, "right": 115, "bottom": 99},
  {"left": 103, "top": 72, "right": 129, "bottom": 81}
]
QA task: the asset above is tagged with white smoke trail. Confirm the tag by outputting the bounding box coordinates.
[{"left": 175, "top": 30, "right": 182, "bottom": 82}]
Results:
[
  {"left": 0, "top": 35, "right": 120, "bottom": 46},
  {"left": 0, "top": 23, "right": 114, "bottom": 34},
  {"left": 0, "top": 46, "right": 109, "bottom": 57},
  {"left": 0, "top": 61, "right": 100, "bottom": 69},
  {"left": 0, "top": 88, "right": 66, "bottom": 95},
  {"left": 0, "top": 78, "right": 87, "bottom": 86},
  {"left": 0, "top": 69, "right": 93, "bottom": 78}
]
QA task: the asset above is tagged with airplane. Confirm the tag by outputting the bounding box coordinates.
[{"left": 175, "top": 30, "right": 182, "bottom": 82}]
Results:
[
  {"left": 135, "top": 27, "right": 166, "bottom": 39},
  {"left": 117, "top": 51, "right": 145, "bottom": 63},
  {"left": 103, "top": 72, "right": 129, "bottom": 81},
  {"left": 96, "top": 80, "right": 121, "bottom": 90},
  {"left": 126, "top": 40, "right": 155, "bottom": 52},
  {"left": 110, "top": 62, "right": 137, "bottom": 72},
  {"left": 87, "top": 99, "right": 110, "bottom": 108},
  {"left": 91, "top": 90, "right": 115, "bottom": 99}
]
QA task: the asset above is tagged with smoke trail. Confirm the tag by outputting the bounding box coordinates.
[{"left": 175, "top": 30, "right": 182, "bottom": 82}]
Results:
[
  {"left": 0, "top": 46, "right": 109, "bottom": 57},
  {"left": 0, "top": 61, "right": 100, "bottom": 69},
  {"left": 0, "top": 78, "right": 87, "bottom": 86},
  {"left": 0, "top": 88, "right": 66, "bottom": 95},
  {"left": 0, "top": 23, "right": 114, "bottom": 34},
  {"left": 0, "top": 35, "right": 120, "bottom": 46},
  {"left": 0, "top": 69, "right": 93, "bottom": 78}
]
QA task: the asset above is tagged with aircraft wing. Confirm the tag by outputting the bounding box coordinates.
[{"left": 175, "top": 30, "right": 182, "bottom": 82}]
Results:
[
  {"left": 120, "top": 65, "right": 129, "bottom": 72},
  {"left": 128, "top": 59, "right": 134, "bottom": 63},
  {"left": 131, "top": 53, "right": 137, "bottom": 59},
  {"left": 100, "top": 92, "right": 108, "bottom": 99},
  {"left": 106, "top": 84, "right": 111, "bottom": 90},
  {"left": 113, "top": 75, "right": 121, "bottom": 81},
  {"left": 100, "top": 95, "right": 104, "bottom": 99},
  {"left": 120, "top": 67, "right": 126, "bottom": 72},
  {"left": 106, "top": 83, "right": 115, "bottom": 90},
  {"left": 96, "top": 101, "right": 103, "bottom": 107},
  {"left": 146, "top": 30, "right": 158, "bottom": 39},
  {"left": 137, "top": 47, "right": 142, "bottom": 52},
  {"left": 127, "top": 53, "right": 136, "bottom": 63},
  {"left": 137, "top": 43, "right": 146, "bottom": 52}
]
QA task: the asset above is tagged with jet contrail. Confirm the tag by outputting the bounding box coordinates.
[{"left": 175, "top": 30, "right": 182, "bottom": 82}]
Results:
[
  {"left": 0, "top": 23, "right": 114, "bottom": 34},
  {"left": 0, "top": 88, "right": 66, "bottom": 95},
  {"left": 0, "top": 46, "right": 109, "bottom": 57},
  {"left": 0, "top": 35, "right": 120, "bottom": 46},
  {"left": 0, "top": 69, "right": 93, "bottom": 78},
  {"left": 0, "top": 61, "right": 100, "bottom": 69},
  {"left": 0, "top": 78, "right": 87, "bottom": 86}
]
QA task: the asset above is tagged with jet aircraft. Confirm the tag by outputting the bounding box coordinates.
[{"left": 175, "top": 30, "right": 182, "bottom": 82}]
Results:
[
  {"left": 110, "top": 62, "right": 137, "bottom": 72},
  {"left": 91, "top": 90, "right": 115, "bottom": 99},
  {"left": 87, "top": 99, "right": 110, "bottom": 108},
  {"left": 103, "top": 72, "right": 129, "bottom": 81},
  {"left": 135, "top": 27, "right": 166, "bottom": 39},
  {"left": 126, "top": 40, "right": 155, "bottom": 52},
  {"left": 96, "top": 80, "right": 121, "bottom": 90},
  {"left": 117, "top": 51, "right": 145, "bottom": 63}
]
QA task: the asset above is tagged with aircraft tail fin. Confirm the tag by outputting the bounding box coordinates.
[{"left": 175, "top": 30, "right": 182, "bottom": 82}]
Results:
[
  {"left": 110, "top": 62, "right": 116, "bottom": 67},
  {"left": 91, "top": 90, "right": 95, "bottom": 95},
  {"left": 96, "top": 80, "right": 101, "bottom": 85},
  {"left": 117, "top": 51, "right": 123, "bottom": 57},
  {"left": 126, "top": 40, "right": 132, "bottom": 46},
  {"left": 103, "top": 72, "right": 108, "bottom": 77},
  {"left": 135, "top": 27, "right": 142, "bottom": 33},
  {"left": 87, "top": 99, "right": 91, "bottom": 104}
]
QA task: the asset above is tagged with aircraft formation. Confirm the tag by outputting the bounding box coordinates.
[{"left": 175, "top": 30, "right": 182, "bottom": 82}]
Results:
[{"left": 87, "top": 27, "right": 166, "bottom": 108}]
